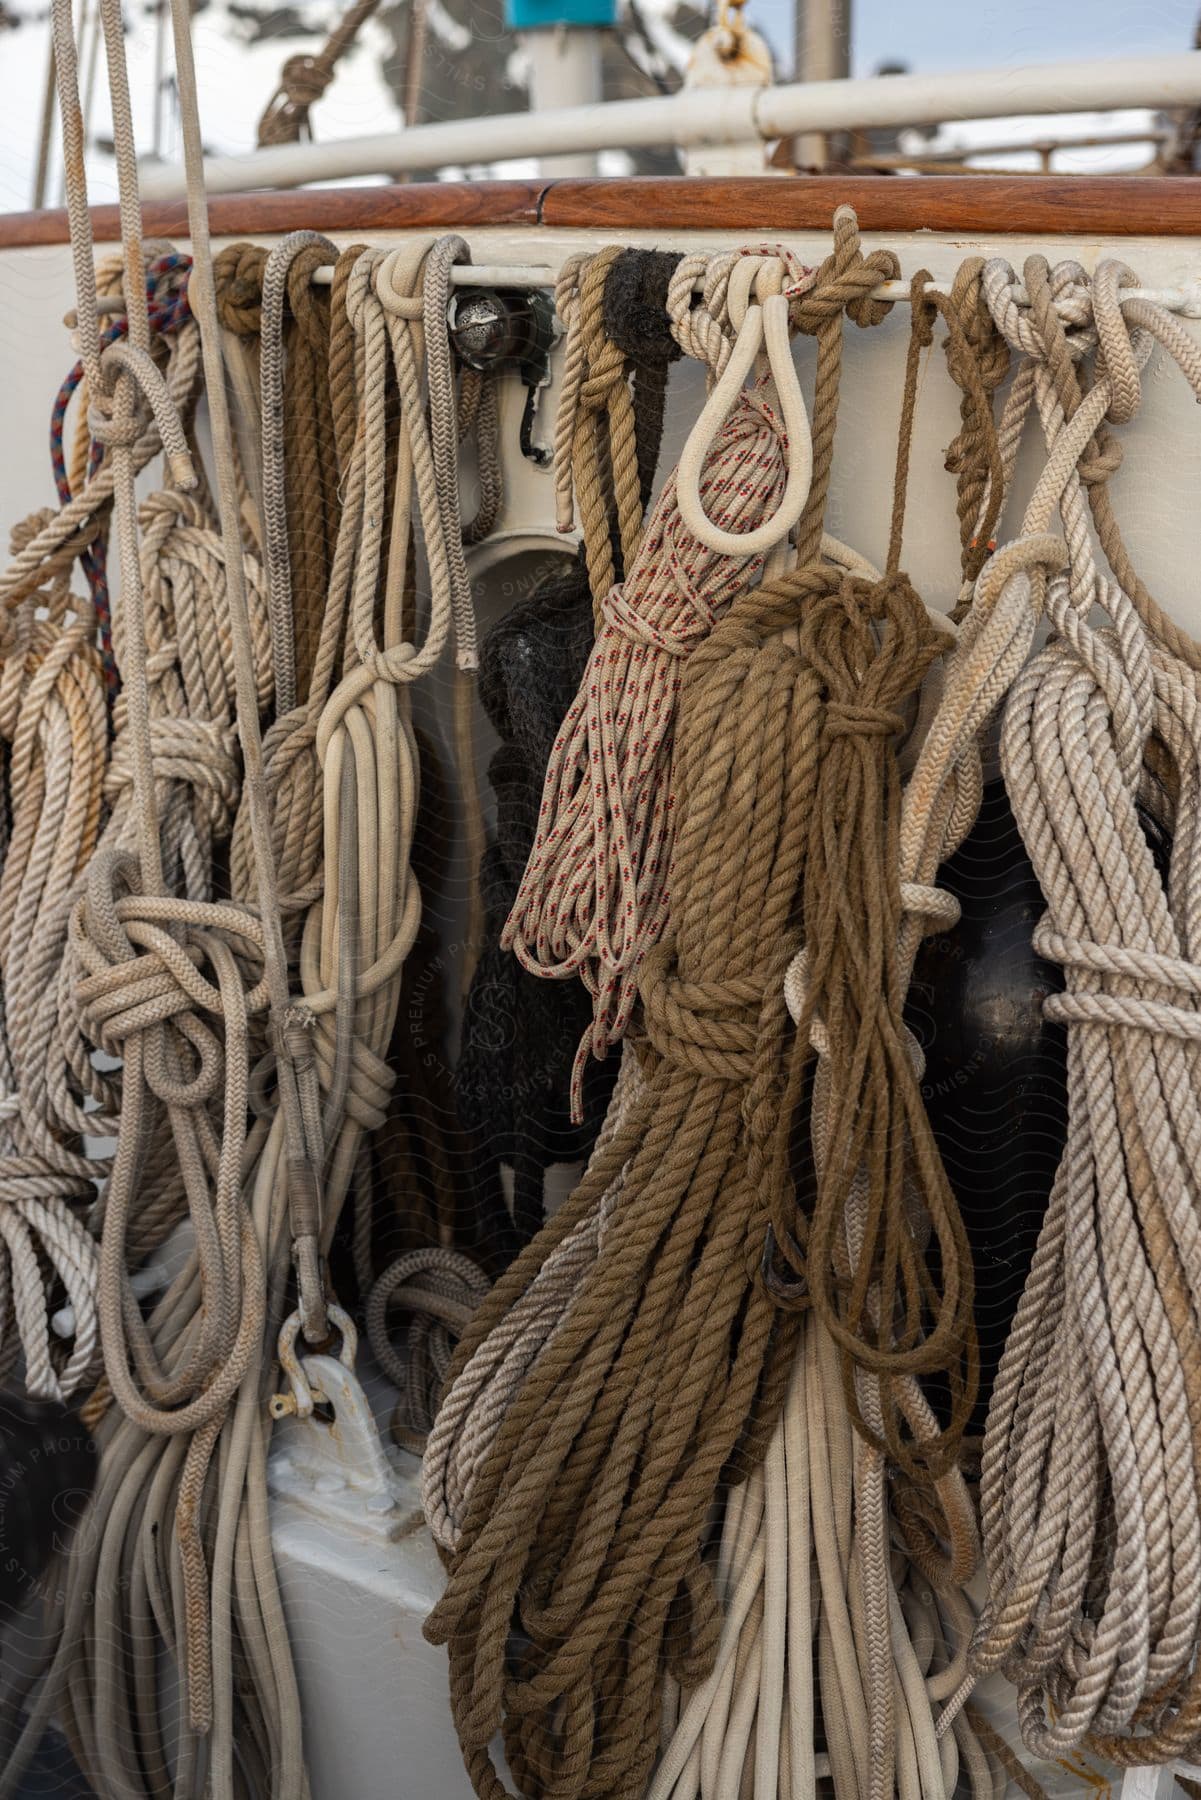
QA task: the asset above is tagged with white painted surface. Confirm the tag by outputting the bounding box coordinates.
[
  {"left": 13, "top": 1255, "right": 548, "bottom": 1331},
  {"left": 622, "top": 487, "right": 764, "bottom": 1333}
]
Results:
[
  {"left": 5, "top": 226, "right": 1201, "bottom": 635},
  {"left": 269, "top": 1358, "right": 483, "bottom": 1800},
  {"left": 521, "top": 27, "right": 604, "bottom": 177}
]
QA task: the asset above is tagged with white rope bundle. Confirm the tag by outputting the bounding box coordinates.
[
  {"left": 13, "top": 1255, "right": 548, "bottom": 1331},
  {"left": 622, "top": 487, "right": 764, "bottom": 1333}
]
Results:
[
  {"left": 0, "top": 239, "right": 226, "bottom": 1396},
  {"left": 0, "top": 571, "right": 105, "bottom": 1400},
  {"left": 974, "top": 258, "right": 1201, "bottom": 1764}
]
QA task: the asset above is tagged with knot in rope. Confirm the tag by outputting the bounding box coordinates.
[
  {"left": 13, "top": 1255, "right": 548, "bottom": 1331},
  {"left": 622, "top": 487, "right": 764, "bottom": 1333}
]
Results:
[
  {"left": 212, "top": 241, "right": 268, "bottom": 337},
  {"left": 825, "top": 699, "right": 906, "bottom": 740},
  {"left": 1077, "top": 426, "right": 1124, "bottom": 487},
  {"left": 256, "top": 0, "right": 384, "bottom": 145},
  {"left": 104, "top": 715, "right": 241, "bottom": 834},
  {"left": 1035, "top": 923, "right": 1201, "bottom": 1040},
  {"left": 638, "top": 941, "right": 763, "bottom": 1081},
  {"left": 257, "top": 58, "right": 326, "bottom": 147},
  {"left": 599, "top": 580, "right": 712, "bottom": 655},
  {"left": 270, "top": 50, "right": 332, "bottom": 120},
  {"left": 71, "top": 848, "right": 269, "bottom": 1072},
  {"left": 792, "top": 206, "right": 899, "bottom": 334}
]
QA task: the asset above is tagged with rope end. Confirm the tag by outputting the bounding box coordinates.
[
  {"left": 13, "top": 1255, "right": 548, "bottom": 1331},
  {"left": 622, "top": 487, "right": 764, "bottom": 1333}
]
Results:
[{"left": 168, "top": 450, "right": 198, "bottom": 489}]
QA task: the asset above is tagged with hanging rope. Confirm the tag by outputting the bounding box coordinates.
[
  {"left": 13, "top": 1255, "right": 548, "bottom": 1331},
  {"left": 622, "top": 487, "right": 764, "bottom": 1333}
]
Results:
[
  {"left": 423, "top": 234, "right": 912, "bottom": 1791},
  {"left": 0, "top": 532, "right": 105, "bottom": 1401},
  {"left": 261, "top": 230, "right": 340, "bottom": 712},
  {"left": 505, "top": 242, "right": 820, "bottom": 1117},
  {"left": 426, "top": 563, "right": 827, "bottom": 1800},
  {"left": 456, "top": 250, "right": 681, "bottom": 1249},
  {"left": 652, "top": 272, "right": 1004, "bottom": 1800},
  {"left": 767, "top": 276, "right": 1014, "bottom": 1484},
  {"left": 974, "top": 257, "right": 1201, "bottom": 1765},
  {"left": 257, "top": 0, "right": 385, "bottom": 146}
]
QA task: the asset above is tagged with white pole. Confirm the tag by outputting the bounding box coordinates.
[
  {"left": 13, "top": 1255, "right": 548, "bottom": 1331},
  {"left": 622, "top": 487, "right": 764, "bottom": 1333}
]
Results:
[
  {"left": 139, "top": 51, "right": 1201, "bottom": 199},
  {"left": 522, "top": 24, "right": 604, "bottom": 176}
]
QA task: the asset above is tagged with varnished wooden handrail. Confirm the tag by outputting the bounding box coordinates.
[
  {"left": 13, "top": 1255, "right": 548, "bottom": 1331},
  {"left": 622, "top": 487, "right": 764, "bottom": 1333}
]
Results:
[{"left": 2, "top": 174, "right": 1200, "bottom": 251}]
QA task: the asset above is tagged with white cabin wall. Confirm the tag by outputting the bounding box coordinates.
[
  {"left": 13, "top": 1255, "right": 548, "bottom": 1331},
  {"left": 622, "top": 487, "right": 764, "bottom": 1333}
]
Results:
[{"left": 4, "top": 228, "right": 1201, "bottom": 633}]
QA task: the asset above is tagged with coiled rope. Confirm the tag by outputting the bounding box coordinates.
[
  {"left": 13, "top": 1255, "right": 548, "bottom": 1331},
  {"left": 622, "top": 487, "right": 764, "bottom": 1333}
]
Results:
[
  {"left": 426, "top": 562, "right": 828, "bottom": 1800},
  {"left": 505, "top": 222, "right": 902, "bottom": 1117},
  {"left": 422, "top": 231, "right": 915, "bottom": 1791},
  {"left": 973, "top": 255, "right": 1201, "bottom": 1765},
  {"left": 652, "top": 272, "right": 1005, "bottom": 1800}
]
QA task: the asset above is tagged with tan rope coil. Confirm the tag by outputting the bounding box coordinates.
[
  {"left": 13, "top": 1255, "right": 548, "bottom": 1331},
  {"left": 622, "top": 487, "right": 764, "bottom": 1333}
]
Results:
[
  {"left": 652, "top": 278, "right": 1002, "bottom": 1800},
  {"left": 0, "top": 545, "right": 105, "bottom": 1399},
  {"left": 427, "top": 562, "right": 836, "bottom": 1800},
  {"left": 503, "top": 217, "right": 897, "bottom": 1120}
]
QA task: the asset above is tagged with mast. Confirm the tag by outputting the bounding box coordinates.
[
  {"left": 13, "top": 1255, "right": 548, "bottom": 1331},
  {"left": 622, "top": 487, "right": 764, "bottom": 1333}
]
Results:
[{"left": 794, "top": 0, "right": 850, "bottom": 165}]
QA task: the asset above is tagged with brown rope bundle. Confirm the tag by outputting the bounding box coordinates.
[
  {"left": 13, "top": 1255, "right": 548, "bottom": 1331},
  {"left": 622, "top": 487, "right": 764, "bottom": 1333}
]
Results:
[
  {"left": 279, "top": 242, "right": 339, "bottom": 701},
  {"left": 425, "top": 567, "right": 827, "bottom": 1800},
  {"left": 506, "top": 219, "right": 900, "bottom": 1116},
  {"left": 766, "top": 275, "right": 1014, "bottom": 1487},
  {"left": 943, "top": 256, "right": 1010, "bottom": 594}
]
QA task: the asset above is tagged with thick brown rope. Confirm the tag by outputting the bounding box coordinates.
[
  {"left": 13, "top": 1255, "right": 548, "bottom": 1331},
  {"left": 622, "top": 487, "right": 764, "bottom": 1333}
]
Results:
[
  {"left": 215, "top": 241, "right": 340, "bottom": 704},
  {"left": 765, "top": 282, "right": 995, "bottom": 1485},
  {"left": 328, "top": 242, "right": 369, "bottom": 481},
  {"left": 212, "top": 241, "right": 267, "bottom": 339},
  {"left": 942, "top": 257, "right": 1010, "bottom": 593},
  {"left": 281, "top": 242, "right": 339, "bottom": 700},
  {"left": 789, "top": 207, "right": 899, "bottom": 567},
  {"left": 568, "top": 245, "right": 646, "bottom": 613},
  {"left": 425, "top": 566, "right": 827, "bottom": 1800}
]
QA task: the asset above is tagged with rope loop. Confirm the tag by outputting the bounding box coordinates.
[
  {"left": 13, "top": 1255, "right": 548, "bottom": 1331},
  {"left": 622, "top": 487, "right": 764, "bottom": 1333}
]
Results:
[
  {"left": 95, "top": 340, "right": 196, "bottom": 488},
  {"left": 675, "top": 294, "right": 813, "bottom": 558}
]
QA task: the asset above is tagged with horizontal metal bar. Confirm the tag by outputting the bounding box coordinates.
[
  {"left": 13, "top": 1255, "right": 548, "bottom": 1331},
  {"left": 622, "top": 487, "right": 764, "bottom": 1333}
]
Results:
[
  {"left": 76, "top": 270, "right": 1201, "bottom": 319},
  {"left": 138, "top": 52, "right": 1201, "bottom": 199}
]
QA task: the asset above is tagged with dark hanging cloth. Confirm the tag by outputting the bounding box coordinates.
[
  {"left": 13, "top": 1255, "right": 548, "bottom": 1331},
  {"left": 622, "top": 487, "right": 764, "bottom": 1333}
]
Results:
[
  {"left": 456, "top": 550, "right": 618, "bottom": 1252},
  {"left": 455, "top": 249, "right": 684, "bottom": 1256},
  {"left": 907, "top": 777, "right": 1067, "bottom": 1433}
]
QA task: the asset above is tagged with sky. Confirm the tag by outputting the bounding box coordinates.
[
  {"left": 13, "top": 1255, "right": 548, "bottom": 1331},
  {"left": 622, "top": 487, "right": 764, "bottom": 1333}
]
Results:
[
  {"left": 769, "top": 0, "right": 1193, "bottom": 74},
  {"left": 0, "top": 0, "right": 1197, "bottom": 211}
]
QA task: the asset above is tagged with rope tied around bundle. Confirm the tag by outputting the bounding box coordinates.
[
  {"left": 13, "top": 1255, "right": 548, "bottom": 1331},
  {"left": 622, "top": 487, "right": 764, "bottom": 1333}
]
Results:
[
  {"left": 653, "top": 272, "right": 1021, "bottom": 1800},
  {"left": 765, "top": 272, "right": 1019, "bottom": 1484}
]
